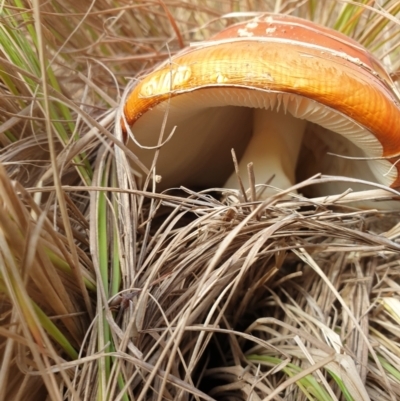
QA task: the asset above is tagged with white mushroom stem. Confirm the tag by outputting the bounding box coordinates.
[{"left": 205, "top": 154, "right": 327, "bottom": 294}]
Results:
[{"left": 224, "top": 107, "right": 307, "bottom": 197}]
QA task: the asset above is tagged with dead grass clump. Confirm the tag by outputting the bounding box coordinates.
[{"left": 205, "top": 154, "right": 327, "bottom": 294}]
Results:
[
  {"left": 71, "top": 178, "right": 400, "bottom": 400},
  {"left": 0, "top": 162, "right": 95, "bottom": 400}
]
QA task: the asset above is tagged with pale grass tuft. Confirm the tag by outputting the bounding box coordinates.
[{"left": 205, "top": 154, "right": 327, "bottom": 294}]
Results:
[
  {"left": 0, "top": 162, "right": 94, "bottom": 400},
  {"left": 69, "top": 160, "right": 400, "bottom": 399}
]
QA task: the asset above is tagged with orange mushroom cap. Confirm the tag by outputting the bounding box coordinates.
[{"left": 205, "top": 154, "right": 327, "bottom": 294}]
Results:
[{"left": 123, "top": 13, "right": 400, "bottom": 192}]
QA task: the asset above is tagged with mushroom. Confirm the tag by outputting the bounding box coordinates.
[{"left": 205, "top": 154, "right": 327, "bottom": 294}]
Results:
[{"left": 123, "top": 13, "right": 400, "bottom": 201}]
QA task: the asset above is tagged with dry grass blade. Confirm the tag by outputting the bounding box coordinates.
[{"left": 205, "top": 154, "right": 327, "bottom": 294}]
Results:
[{"left": 0, "top": 163, "right": 94, "bottom": 400}]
